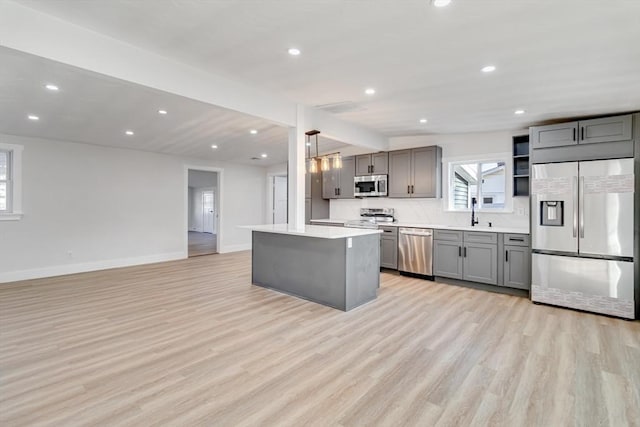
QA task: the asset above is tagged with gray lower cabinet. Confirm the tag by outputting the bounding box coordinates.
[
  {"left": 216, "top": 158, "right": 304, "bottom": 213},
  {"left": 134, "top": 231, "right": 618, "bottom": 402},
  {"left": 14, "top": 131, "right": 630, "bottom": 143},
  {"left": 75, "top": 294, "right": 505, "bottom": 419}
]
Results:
[
  {"left": 380, "top": 233, "right": 398, "bottom": 270},
  {"left": 433, "top": 240, "right": 463, "bottom": 279},
  {"left": 503, "top": 245, "right": 530, "bottom": 289},
  {"left": 463, "top": 243, "right": 498, "bottom": 285}
]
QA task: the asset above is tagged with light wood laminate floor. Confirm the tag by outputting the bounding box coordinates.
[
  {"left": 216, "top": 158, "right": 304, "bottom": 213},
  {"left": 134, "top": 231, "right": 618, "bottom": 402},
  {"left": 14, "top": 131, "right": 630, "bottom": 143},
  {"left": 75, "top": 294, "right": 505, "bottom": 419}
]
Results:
[
  {"left": 1, "top": 252, "right": 639, "bottom": 426},
  {"left": 188, "top": 231, "right": 217, "bottom": 257}
]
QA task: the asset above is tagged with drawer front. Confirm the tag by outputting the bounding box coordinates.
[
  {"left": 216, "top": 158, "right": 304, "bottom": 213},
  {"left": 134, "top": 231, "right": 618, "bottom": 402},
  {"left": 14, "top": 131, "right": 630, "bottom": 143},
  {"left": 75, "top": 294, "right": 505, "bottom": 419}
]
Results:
[
  {"left": 434, "top": 229, "right": 463, "bottom": 242},
  {"left": 463, "top": 231, "right": 498, "bottom": 244},
  {"left": 379, "top": 226, "right": 398, "bottom": 237},
  {"left": 503, "top": 233, "right": 530, "bottom": 247}
]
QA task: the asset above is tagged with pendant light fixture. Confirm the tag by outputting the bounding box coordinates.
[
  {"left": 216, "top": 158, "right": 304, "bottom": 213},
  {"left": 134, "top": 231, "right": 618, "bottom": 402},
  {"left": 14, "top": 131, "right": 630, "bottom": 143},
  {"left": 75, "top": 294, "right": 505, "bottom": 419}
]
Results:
[{"left": 304, "top": 129, "right": 342, "bottom": 174}]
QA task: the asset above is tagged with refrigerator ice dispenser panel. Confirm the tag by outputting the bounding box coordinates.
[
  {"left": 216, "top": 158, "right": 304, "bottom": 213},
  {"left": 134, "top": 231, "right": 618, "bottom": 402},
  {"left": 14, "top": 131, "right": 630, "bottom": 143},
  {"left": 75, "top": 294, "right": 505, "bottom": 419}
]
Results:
[{"left": 540, "top": 201, "right": 564, "bottom": 226}]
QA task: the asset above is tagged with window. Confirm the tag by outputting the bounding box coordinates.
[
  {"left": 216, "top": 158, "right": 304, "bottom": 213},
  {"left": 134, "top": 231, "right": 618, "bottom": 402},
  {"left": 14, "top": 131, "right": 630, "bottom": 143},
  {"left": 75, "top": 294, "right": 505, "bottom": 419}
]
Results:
[
  {"left": 0, "top": 150, "right": 10, "bottom": 212},
  {"left": 449, "top": 160, "right": 507, "bottom": 211},
  {"left": 0, "top": 143, "right": 23, "bottom": 220}
]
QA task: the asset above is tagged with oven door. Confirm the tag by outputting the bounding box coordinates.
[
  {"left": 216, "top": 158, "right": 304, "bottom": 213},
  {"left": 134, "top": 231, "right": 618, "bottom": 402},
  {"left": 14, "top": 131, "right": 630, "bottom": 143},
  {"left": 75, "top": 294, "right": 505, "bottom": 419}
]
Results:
[{"left": 354, "top": 175, "right": 387, "bottom": 197}]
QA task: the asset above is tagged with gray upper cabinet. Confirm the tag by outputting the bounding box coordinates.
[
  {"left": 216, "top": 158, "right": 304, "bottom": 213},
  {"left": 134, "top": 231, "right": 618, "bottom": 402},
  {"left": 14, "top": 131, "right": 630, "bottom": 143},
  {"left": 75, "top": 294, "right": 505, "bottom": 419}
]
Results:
[
  {"left": 463, "top": 243, "right": 498, "bottom": 285},
  {"left": 531, "top": 114, "right": 633, "bottom": 150},
  {"left": 433, "top": 240, "right": 463, "bottom": 279},
  {"left": 355, "top": 152, "right": 388, "bottom": 176},
  {"left": 388, "top": 146, "right": 442, "bottom": 198},
  {"left": 531, "top": 121, "right": 578, "bottom": 149},
  {"left": 579, "top": 115, "right": 632, "bottom": 144},
  {"left": 337, "top": 156, "right": 355, "bottom": 199},
  {"left": 388, "top": 150, "right": 412, "bottom": 197},
  {"left": 503, "top": 245, "right": 530, "bottom": 290},
  {"left": 322, "top": 156, "right": 355, "bottom": 199}
]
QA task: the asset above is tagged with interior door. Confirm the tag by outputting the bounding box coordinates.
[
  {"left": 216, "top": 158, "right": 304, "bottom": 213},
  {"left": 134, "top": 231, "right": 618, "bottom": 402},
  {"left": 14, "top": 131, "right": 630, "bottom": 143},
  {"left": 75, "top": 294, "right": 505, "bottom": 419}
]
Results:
[
  {"left": 273, "top": 176, "right": 288, "bottom": 224},
  {"left": 202, "top": 191, "right": 215, "bottom": 233},
  {"left": 579, "top": 159, "right": 634, "bottom": 257},
  {"left": 531, "top": 162, "right": 578, "bottom": 253}
]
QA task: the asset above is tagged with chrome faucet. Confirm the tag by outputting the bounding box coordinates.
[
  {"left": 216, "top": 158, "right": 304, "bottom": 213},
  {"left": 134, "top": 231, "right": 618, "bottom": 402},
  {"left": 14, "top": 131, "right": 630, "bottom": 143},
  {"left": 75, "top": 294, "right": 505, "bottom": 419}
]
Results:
[{"left": 471, "top": 197, "right": 479, "bottom": 226}]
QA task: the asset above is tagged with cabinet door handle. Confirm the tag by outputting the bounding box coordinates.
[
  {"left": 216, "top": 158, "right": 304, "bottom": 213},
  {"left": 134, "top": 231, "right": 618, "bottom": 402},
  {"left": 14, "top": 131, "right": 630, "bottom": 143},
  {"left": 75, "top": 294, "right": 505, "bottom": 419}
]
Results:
[
  {"left": 458, "top": 246, "right": 462, "bottom": 257},
  {"left": 505, "top": 250, "right": 509, "bottom": 262},
  {"left": 411, "top": 185, "right": 414, "bottom": 194},
  {"left": 407, "top": 185, "right": 411, "bottom": 194},
  {"left": 580, "top": 127, "right": 584, "bottom": 141},
  {"left": 334, "top": 188, "right": 337, "bottom": 196},
  {"left": 572, "top": 128, "right": 576, "bottom": 141},
  {"left": 463, "top": 247, "right": 467, "bottom": 257},
  {"left": 371, "top": 165, "right": 374, "bottom": 173},
  {"left": 338, "top": 188, "right": 341, "bottom": 196}
]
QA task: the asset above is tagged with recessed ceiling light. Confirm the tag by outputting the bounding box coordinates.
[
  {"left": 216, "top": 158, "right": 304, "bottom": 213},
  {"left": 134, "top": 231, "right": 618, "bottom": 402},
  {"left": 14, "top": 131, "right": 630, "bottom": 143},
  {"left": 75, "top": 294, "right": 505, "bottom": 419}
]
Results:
[
  {"left": 481, "top": 65, "right": 496, "bottom": 73},
  {"left": 125, "top": 130, "right": 134, "bottom": 136},
  {"left": 288, "top": 48, "right": 301, "bottom": 56},
  {"left": 211, "top": 144, "right": 218, "bottom": 149},
  {"left": 27, "top": 114, "right": 39, "bottom": 121},
  {"left": 514, "top": 109, "right": 526, "bottom": 115},
  {"left": 432, "top": 0, "right": 451, "bottom": 7},
  {"left": 419, "top": 118, "right": 428, "bottom": 124},
  {"left": 364, "top": 88, "right": 376, "bottom": 95},
  {"left": 261, "top": 153, "right": 268, "bottom": 158},
  {"left": 45, "top": 84, "right": 59, "bottom": 91},
  {"left": 250, "top": 129, "right": 258, "bottom": 134},
  {"left": 158, "top": 109, "right": 168, "bottom": 115}
]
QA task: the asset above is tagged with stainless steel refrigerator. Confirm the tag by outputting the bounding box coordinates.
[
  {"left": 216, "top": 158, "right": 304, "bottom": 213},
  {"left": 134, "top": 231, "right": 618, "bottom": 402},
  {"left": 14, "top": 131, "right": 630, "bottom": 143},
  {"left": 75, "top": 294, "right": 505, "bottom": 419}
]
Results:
[{"left": 531, "top": 158, "right": 635, "bottom": 319}]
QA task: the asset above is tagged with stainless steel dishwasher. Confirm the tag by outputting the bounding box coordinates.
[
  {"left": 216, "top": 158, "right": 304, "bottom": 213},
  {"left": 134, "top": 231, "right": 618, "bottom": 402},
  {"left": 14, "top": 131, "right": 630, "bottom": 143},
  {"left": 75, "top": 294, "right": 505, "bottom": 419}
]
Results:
[{"left": 398, "top": 227, "right": 433, "bottom": 277}]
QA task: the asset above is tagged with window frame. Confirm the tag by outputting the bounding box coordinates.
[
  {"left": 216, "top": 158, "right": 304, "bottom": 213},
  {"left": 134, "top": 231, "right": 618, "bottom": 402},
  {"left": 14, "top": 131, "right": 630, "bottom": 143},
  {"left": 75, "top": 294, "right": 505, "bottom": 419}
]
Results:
[
  {"left": 444, "top": 153, "right": 513, "bottom": 213},
  {"left": 0, "top": 142, "right": 23, "bottom": 221}
]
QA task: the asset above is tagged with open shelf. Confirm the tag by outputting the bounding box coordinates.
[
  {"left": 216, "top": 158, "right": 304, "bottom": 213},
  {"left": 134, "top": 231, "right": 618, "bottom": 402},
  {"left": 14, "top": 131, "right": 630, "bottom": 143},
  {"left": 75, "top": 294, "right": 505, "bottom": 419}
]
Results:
[{"left": 513, "top": 135, "right": 530, "bottom": 197}]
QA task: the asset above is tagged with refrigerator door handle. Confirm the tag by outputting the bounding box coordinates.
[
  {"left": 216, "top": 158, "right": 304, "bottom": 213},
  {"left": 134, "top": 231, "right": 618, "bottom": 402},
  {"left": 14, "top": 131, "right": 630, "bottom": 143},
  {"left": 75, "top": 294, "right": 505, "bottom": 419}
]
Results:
[
  {"left": 573, "top": 176, "right": 578, "bottom": 238},
  {"left": 579, "top": 176, "right": 585, "bottom": 238}
]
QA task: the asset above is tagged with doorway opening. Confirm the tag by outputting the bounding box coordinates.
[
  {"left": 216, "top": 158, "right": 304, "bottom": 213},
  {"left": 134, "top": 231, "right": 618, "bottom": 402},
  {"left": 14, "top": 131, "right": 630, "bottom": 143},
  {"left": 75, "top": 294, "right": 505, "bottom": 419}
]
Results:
[{"left": 188, "top": 169, "right": 219, "bottom": 257}]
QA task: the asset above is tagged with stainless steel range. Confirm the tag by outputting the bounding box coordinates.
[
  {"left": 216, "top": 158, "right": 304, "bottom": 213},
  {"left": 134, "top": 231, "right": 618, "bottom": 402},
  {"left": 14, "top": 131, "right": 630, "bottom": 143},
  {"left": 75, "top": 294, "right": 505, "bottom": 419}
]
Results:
[{"left": 345, "top": 208, "right": 395, "bottom": 229}]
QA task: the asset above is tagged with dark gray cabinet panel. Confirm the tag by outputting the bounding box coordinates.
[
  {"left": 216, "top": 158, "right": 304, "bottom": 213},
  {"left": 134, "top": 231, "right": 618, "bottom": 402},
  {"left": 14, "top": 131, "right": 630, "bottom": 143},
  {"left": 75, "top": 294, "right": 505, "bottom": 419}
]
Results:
[
  {"left": 372, "top": 152, "right": 389, "bottom": 175},
  {"left": 433, "top": 229, "right": 463, "bottom": 242},
  {"left": 322, "top": 157, "right": 354, "bottom": 199},
  {"left": 463, "top": 243, "right": 498, "bottom": 285},
  {"left": 304, "top": 198, "right": 311, "bottom": 224},
  {"left": 337, "top": 156, "right": 355, "bottom": 199},
  {"left": 463, "top": 231, "right": 498, "bottom": 244},
  {"left": 579, "top": 115, "right": 632, "bottom": 144},
  {"left": 503, "top": 233, "right": 529, "bottom": 247},
  {"left": 503, "top": 245, "right": 530, "bottom": 289},
  {"left": 356, "top": 153, "right": 389, "bottom": 176},
  {"left": 531, "top": 121, "right": 578, "bottom": 149},
  {"left": 308, "top": 173, "right": 329, "bottom": 223},
  {"left": 322, "top": 169, "right": 338, "bottom": 199},
  {"left": 305, "top": 171, "right": 311, "bottom": 196},
  {"left": 380, "top": 236, "right": 398, "bottom": 269},
  {"left": 433, "top": 240, "right": 463, "bottom": 279},
  {"left": 411, "top": 146, "right": 441, "bottom": 198},
  {"left": 388, "top": 147, "right": 441, "bottom": 198},
  {"left": 355, "top": 155, "right": 371, "bottom": 176},
  {"left": 388, "top": 150, "right": 412, "bottom": 197}
]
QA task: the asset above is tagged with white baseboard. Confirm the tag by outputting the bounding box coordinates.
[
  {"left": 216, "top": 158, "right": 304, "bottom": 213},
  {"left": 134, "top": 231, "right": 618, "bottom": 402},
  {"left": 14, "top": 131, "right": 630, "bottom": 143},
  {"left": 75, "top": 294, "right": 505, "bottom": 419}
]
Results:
[
  {"left": 220, "top": 243, "right": 251, "bottom": 253},
  {"left": 0, "top": 251, "right": 185, "bottom": 284}
]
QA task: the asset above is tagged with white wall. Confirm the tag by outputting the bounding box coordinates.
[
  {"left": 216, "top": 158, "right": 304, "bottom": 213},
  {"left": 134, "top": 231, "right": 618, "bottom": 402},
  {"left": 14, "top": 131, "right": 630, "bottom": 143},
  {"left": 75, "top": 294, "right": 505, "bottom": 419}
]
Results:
[
  {"left": 0, "top": 134, "right": 266, "bottom": 282},
  {"left": 330, "top": 130, "right": 530, "bottom": 229}
]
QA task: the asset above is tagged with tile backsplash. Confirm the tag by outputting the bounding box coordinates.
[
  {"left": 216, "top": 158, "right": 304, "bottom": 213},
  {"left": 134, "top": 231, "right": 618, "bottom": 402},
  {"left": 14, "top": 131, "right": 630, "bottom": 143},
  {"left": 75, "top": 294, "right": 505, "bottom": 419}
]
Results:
[{"left": 330, "top": 197, "right": 530, "bottom": 230}]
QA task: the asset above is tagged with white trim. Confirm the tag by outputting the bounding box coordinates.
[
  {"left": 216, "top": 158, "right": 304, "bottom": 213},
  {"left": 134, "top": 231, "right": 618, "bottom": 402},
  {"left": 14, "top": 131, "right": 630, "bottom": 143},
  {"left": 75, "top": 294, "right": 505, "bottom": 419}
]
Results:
[
  {"left": 0, "top": 212, "right": 23, "bottom": 221},
  {"left": 443, "top": 151, "right": 513, "bottom": 213},
  {"left": 0, "top": 142, "right": 23, "bottom": 218},
  {"left": 0, "top": 251, "right": 185, "bottom": 284},
  {"left": 185, "top": 165, "right": 223, "bottom": 253},
  {"left": 219, "top": 243, "right": 252, "bottom": 253}
]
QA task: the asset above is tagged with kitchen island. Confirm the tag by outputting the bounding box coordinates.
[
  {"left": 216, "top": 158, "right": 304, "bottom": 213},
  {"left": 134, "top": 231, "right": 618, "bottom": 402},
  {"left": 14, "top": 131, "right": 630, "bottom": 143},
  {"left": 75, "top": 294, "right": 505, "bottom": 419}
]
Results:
[{"left": 242, "top": 224, "right": 382, "bottom": 311}]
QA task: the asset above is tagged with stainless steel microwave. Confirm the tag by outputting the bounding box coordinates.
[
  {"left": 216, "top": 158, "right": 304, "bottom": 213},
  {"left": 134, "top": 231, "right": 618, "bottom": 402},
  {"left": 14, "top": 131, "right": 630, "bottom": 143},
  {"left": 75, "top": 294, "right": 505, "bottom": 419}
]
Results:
[{"left": 354, "top": 175, "right": 388, "bottom": 197}]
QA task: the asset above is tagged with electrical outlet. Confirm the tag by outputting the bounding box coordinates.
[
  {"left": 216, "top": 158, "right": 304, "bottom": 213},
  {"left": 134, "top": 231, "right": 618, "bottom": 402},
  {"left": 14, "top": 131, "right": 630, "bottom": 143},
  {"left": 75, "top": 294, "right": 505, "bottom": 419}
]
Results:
[
  {"left": 516, "top": 208, "right": 525, "bottom": 216},
  {"left": 347, "top": 238, "right": 353, "bottom": 248}
]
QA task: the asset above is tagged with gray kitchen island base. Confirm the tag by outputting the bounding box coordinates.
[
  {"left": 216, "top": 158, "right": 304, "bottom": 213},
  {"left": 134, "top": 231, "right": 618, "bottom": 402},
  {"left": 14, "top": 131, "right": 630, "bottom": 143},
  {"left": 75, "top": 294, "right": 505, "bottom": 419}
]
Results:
[{"left": 251, "top": 230, "right": 380, "bottom": 311}]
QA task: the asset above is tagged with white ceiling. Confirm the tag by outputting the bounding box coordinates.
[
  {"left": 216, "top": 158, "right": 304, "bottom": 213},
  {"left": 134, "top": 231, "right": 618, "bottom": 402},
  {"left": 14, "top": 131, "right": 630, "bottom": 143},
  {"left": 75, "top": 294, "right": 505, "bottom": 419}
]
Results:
[
  {"left": 18, "top": 0, "right": 640, "bottom": 136},
  {"left": 0, "top": 47, "right": 348, "bottom": 166}
]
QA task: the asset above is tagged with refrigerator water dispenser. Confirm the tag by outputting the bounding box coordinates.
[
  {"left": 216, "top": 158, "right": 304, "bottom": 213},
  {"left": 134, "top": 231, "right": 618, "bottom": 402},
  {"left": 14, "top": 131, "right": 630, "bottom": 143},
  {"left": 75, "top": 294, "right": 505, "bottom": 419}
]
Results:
[{"left": 540, "top": 201, "right": 563, "bottom": 226}]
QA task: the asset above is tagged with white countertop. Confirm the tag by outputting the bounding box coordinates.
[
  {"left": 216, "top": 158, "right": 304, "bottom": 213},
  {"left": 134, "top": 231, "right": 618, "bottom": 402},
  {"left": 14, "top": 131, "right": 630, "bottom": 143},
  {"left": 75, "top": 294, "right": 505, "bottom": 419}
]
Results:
[
  {"left": 241, "top": 224, "right": 383, "bottom": 239},
  {"left": 310, "top": 219, "right": 529, "bottom": 235}
]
